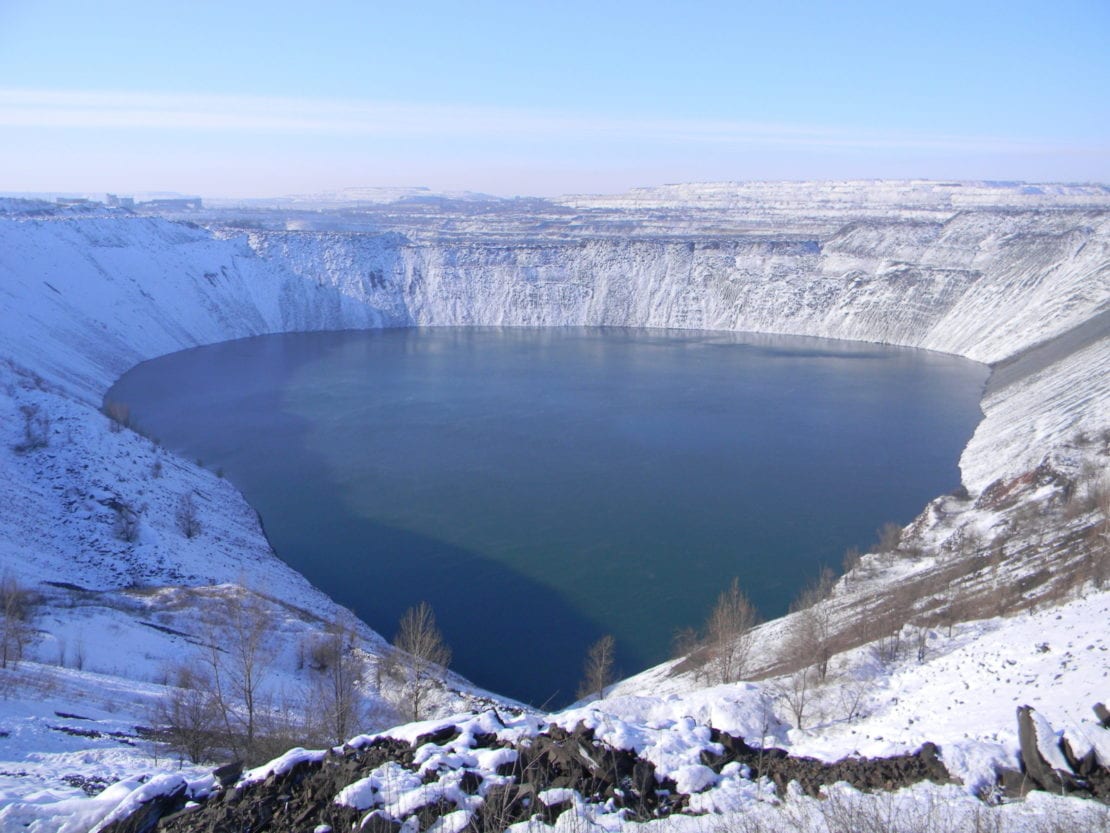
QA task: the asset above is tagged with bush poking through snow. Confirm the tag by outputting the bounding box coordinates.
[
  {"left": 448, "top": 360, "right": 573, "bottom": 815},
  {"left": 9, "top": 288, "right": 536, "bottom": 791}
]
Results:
[
  {"left": 176, "top": 492, "right": 202, "bottom": 539},
  {"left": 0, "top": 573, "right": 37, "bottom": 669},
  {"left": 113, "top": 501, "right": 140, "bottom": 543},
  {"left": 199, "top": 586, "right": 279, "bottom": 763},
  {"left": 773, "top": 667, "right": 815, "bottom": 730},
  {"left": 103, "top": 400, "right": 130, "bottom": 433},
  {"left": 12, "top": 404, "right": 50, "bottom": 452},
  {"left": 787, "top": 569, "right": 836, "bottom": 682},
  {"left": 875, "top": 521, "right": 904, "bottom": 553},
  {"left": 306, "top": 613, "right": 367, "bottom": 746},
  {"left": 151, "top": 662, "right": 223, "bottom": 764}
]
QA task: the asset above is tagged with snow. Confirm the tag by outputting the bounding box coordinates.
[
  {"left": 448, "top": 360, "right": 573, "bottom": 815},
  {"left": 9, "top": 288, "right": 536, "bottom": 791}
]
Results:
[
  {"left": 240, "top": 747, "right": 327, "bottom": 786},
  {"left": 0, "top": 185, "right": 1107, "bottom": 831}
]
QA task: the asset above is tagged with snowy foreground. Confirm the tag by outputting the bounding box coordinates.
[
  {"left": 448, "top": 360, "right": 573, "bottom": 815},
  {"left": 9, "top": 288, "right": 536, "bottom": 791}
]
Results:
[{"left": 0, "top": 181, "right": 1108, "bottom": 831}]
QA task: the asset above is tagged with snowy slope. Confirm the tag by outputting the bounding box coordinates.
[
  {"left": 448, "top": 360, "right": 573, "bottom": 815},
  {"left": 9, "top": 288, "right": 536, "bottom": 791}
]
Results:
[{"left": 0, "top": 183, "right": 1108, "bottom": 831}]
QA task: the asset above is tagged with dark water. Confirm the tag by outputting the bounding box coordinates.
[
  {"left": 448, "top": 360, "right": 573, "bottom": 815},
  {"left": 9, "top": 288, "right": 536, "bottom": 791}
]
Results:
[{"left": 107, "top": 327, "right": 986, "bottom": 706}]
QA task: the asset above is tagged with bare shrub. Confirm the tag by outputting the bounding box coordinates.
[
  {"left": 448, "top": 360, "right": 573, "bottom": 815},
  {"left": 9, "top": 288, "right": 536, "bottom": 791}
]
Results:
[
  {"left": 786, "top": 568, "right": 835, "bottom": 681},
  {"left": 103, "top": 400, "right": 130, "bottom": 433},
  {"left": 671, "top": 625, "right": 699, "bottom": 659},
  {"left": 392, "top": 601, "right": 451, "bottom": 721},
  {"left": 875, "top": 521, "right": 903, "bottom": 553},
  {"left": 705, "top": 578, "right": 760, "bottom": 684},
  {"left": 866, "top": 586, "right": 914, "bottom": 667},
  {"left": 113, "top": 501, "right": 140, "bottom": 543},
  {"left": 577, "top": 634, "right": 616, "bottom": 701},
  {"left": 937, "top": 586, "right": 972, "bottom": 638},
  {"left": 1, "top": 574, "right": 37, "bottom": 669},
  {"left": 841, "top": 546, "right": 862, "bottom": 577},
  {"left": 12, "top": 404, "right": 50, "bottom": 452},
  {"left": 837, "top": 676, "right": 870, "bottom": 722},
  {"left": 153, "top": 662, "right": 222, "bottom": 764},
  {"left": 201, "top": 586, "right": 278, "bottom": 762},
  {"left": 176, "top": 493, "right": 202, "bottom": 539},
  {"left": 1080, "top": 496, "right": 1110, "bottom": 590},
  {"left": 306, "top": 613, "right": 367, "bottom": 745},
  {"left": 911, "top": 622, "right": 929, "bottom": 663},
  {"left": 773, "top": 667, "right": 814, "bottom": 730},
  {"left": 816, "top": 788, "right": 1006, "bottom": 833},
  {"left": 871, "top": 625, "right": 903, "bottom": 666}
]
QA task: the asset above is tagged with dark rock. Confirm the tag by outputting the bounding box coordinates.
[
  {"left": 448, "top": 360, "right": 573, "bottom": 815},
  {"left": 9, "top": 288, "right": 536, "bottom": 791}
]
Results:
[
  {"left": 471, "top": 731, "right": 500, "bottom": 749},
  {"left": 998, "top": 767, "right": 1035, "bottom": 798},
  {"left": 1094, "top": 702, "right": 1110, "bottom": 729},
  {"left": 459, "top": 770, "right": 483, "bottom": 794},
  {"left": 357, "top": 811, "right": 402, "bottom": 833},
  {"left": 415, "top": 724, "right": 459, "bottom": 748},
  {"left": 213, "top": 760, "right": 242, "bottom": 788},
  {"left": 95, "top": 780, "right": 187, "bottom": 833},
  {"left": 1017, "top": 705, "right": 1065, "bottom": 792}
]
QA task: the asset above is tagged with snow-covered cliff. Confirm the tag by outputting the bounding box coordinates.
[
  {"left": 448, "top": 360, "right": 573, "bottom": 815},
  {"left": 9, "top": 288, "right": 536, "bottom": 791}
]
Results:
[
  {"left": 243, "top": 205, "right": 1109, "bottom": 490},
  {"left": 0, "top": 182, "right": 1107, "bottom": 832}
]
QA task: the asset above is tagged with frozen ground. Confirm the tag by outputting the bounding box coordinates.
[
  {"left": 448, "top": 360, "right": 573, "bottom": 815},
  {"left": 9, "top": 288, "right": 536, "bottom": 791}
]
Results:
[{"left": 0, "top": 181, "right": 1107, "bottom": 831}]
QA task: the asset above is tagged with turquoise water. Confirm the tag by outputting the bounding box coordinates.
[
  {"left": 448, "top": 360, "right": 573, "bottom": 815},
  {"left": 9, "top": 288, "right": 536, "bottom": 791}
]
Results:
[{"left": 107, "top": 327, "right": 986, "bottom": 706}]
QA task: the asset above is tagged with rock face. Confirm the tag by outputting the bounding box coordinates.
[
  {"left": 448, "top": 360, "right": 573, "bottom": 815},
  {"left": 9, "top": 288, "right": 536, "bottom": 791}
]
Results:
[
  {"left": 243, "top": 206, "right": 1110, "bottom": 491},
  {"left": 999, "top": 705, "right": 1110, "bottom": 801}
]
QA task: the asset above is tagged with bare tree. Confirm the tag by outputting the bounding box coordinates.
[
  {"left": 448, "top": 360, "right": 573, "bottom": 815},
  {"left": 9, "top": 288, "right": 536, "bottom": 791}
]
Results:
[
  {"left": 103, "top": 400, "right": 130, "bottom": 433},
  {"left": 705, "top": 578, "right": 760, "bottom": 683},
  {"left": 13, "top": 404, "right": 50, "bottom": 453},
  {"left": 113, "top": 500, "right": 140, "bottom": 543},
  {"left": 774, "top": 668, "right": 814, "bottom": 730},
  {"left": 841, "top": 546, "right": 862, "bottom": 582},
  {"left": 176, "top": 493, "right": 202, "bottom": 539},
  {"left": 577, "top": 634, "right": 616, "bottom": 701},
  {"left": 392, "top": 602, "right": 451, "bottom": 721},
  {"left": 911, "top": 622, "right": 929, "bottom": 663},
  {"left": 1082, "top": 484, "right": 1110, "bottom": 590},
  {"left": 201, "top": 586, "right": 277, "bottom": 761},
  {"left": 875, "top": 521, "right": 903, "bottom": 553},
  {"left": 1, "top": 574, "right": 36, "bottom": 668},
  {"left": 307, "top": 613, "right": 366, "bottom": 745},
  {"left": 153, "top": 662, "right": 222, "bottom": 764},
  {"left": 670, "top": 625, "right": 699, "bottom": 659},
  {"left": 787, "top": 568, "right": 835, "bottom": 681}
]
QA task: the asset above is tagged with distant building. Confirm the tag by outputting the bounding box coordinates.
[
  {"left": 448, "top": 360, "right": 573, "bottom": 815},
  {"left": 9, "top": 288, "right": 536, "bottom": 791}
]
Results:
[
  {"left": 55, "top": 197, "right": 97, "bottom": 207},
  {"left": 139, "top": 197, "right": 202, "bottom": 211},
  {"left": 105, "top": 194, "right": 135, "bottom": 209}
]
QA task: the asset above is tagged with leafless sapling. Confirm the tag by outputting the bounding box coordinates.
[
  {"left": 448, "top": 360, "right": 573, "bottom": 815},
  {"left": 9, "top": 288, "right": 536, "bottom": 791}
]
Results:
[
  {"left": 705, "top": 577, "right": 760, "bottom": 684},
  {"left": 392, "top": 601, "right": 451, "bottom": 721},
  {"left": 577, "top": 634, "right": 617, "bottom": 701},
  {"left": 176, "top": 492, "right": 202, "bottom": 539},
  {"left": 0, "top": 574, "right": 36, "bottom": 669}
]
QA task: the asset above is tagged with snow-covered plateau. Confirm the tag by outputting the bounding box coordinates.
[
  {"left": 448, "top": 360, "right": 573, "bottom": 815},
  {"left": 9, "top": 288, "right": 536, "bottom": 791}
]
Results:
[{"left": 0, "top": 180, "right": 1107, "bottom": 832}]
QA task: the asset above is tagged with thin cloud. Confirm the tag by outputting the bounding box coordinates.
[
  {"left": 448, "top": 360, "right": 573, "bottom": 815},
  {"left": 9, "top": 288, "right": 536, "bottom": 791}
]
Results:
[{"left": 0, "top": 88, "right": 1090, "bottom": 156}]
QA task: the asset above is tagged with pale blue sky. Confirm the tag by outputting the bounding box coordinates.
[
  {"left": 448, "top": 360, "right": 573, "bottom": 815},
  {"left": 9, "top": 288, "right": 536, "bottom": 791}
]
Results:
[{"left": 1, "top": 0, "right": 1107, "bottom": 197}]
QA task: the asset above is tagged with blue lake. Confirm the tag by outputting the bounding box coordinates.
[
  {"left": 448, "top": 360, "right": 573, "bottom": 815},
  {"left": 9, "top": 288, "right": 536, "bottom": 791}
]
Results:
[{"left": 107, "top": 327, "right": 987, "bottom": 706}]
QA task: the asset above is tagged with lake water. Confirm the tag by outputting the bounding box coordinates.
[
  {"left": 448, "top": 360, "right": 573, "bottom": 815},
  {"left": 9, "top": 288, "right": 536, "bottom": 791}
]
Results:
[{"left": 106, "top": 327, "right": 987, "bottom": 706}]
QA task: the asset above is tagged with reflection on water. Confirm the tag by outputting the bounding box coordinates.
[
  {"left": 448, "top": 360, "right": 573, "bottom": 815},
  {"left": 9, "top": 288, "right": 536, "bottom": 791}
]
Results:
[{"left": 107, "top": 327, "right": 987, "bottom": 706}]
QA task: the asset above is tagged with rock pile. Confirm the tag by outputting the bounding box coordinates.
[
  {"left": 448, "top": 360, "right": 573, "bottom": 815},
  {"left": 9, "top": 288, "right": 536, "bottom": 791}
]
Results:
[
  {"left": 997, "top": 704, "right": 1110, "bottom": 801},
  {"left": 95, "top": 715, "right": 968, "bottom": 833}
]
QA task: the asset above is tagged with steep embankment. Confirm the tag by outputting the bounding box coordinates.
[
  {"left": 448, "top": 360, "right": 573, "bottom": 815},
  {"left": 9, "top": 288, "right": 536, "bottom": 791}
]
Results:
[{"left": 0, "top": 187, "right": 1107, "bottom": 832}]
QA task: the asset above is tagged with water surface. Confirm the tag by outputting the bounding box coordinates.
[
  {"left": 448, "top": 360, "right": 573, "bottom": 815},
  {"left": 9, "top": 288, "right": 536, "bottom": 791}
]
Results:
[{"left": 108, "top": 327, "right": 986, "bottom": 706}]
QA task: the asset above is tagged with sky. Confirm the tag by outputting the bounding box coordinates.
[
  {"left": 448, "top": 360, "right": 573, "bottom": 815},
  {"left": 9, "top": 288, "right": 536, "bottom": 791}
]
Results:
[{"left": 0, "top": 0, "right": 1108, "bottom": 197}]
